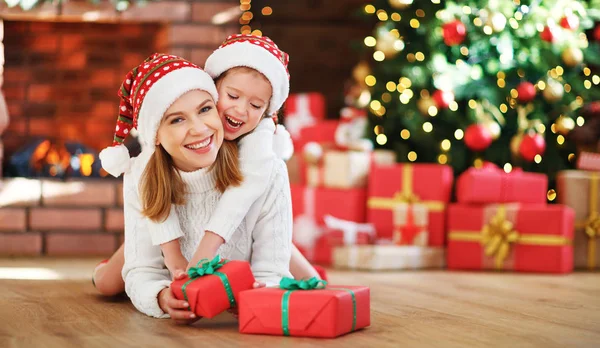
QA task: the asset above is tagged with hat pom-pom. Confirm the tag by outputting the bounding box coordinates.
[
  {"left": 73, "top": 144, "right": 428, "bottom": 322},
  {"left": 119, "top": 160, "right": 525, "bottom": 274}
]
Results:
[
  {"left": 273, "top": 124, "right": 294, "bottom": 161},
  {"left": 99, "top": 144, "right": 131, "bottom": 177}
]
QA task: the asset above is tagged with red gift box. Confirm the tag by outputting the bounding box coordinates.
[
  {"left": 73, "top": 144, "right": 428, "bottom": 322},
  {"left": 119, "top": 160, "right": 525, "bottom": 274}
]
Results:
[
  {"left": 456, "top": 166, "right": 548, "bottom": 204},
  {"left": 577, "top": 151, "right": 600, "bottom": 171},
  {"left": 367, "top": 163, "right": 453, "bottom": 246},
  {"left": 171, "top": 259, "right": 255, "bottom": 318},
  {"left": 447, "top": 204, "right": 574, "bottom": 273},
  {"left": 312, "top": 215, "right": 375, "bottom": 266},
  {"left": 284, "top": 93, "right": 326, "bottom": 142},
  {"left": 292, "top": 186, "right": 368, "bottom": 260},
  {"left": 295, "top": 120, "right": 339, "bottom": 151},
  {"left": 239, "top": 285, "right": 370, "bottom": 338}
]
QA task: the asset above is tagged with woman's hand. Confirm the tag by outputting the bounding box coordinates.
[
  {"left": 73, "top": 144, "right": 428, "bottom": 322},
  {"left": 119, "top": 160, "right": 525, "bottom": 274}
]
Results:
[{"left": 158, "top": 287, "right": 201, "bottom": 325}]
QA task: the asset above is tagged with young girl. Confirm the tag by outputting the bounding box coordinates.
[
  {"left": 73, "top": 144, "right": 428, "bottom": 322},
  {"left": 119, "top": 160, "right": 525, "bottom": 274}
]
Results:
[
  {"left": 93, "top": 36, "right": 325, "bottom": 296},
  {"left": 100, "top": 54, "right": 293, "bottom": 321}
]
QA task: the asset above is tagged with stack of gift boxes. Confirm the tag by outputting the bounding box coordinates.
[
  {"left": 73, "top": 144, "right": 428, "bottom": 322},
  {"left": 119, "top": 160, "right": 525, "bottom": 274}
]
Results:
[{"left": 284, "top": 92, "right": 600, "bottom": 274}]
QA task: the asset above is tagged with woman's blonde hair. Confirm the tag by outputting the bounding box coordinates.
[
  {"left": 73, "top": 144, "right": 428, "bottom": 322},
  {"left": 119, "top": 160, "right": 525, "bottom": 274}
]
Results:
[{"left": 140, "top": 140, "right": 243, "bottom": 222}]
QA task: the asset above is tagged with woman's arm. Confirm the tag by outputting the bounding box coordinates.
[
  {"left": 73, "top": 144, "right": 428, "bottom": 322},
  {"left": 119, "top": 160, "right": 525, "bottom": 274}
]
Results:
[
  {"left": 121, "top": 174, "right": 173, "bottom": 318},
  {"left": 248, "top": 159, "right": 294, "bottom": 286}
]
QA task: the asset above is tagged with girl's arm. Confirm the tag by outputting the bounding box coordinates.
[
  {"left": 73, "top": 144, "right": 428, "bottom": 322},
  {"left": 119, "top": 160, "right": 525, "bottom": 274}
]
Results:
[
  {"left": 248, "top": 160, "right": 294, "bottom": 286},
  {"left": 188, "top": 119, "right": 276, "bottom": 267}
]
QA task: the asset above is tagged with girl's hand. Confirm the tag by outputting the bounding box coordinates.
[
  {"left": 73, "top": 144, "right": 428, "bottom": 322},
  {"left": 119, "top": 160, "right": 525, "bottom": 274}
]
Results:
[
  {"left": 253, "top": 281, "right": 266, "bottom": 289},
  {"left": 158, "top": 287, "right": 201, "bottom": 325}
]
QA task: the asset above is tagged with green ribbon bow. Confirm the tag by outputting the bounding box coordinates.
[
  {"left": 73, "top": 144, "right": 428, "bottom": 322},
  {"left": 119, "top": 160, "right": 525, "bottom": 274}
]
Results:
[
  {"left": 279, "top": 276, "right": 327, "bottom": 290},
  {"left": 278, "top": 277, "right": 357, "bottom": 336},
  {"left": 181, "top": 255, "right": 236, "bottom": 310}
]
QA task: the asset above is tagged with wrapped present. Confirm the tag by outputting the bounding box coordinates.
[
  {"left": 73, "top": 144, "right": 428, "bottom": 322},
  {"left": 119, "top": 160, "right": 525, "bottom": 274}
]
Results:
[
  {"left": 292, "top": 186, "right": 367, "bottom": 260},
  {"left": 333, "top": 245, "right": 445, "bottom": 270},
  {"left": 295, "top": 120, "right": 339, "bottom": 151},
  {"left": 171, "top": 256, "right": 255, "bottom": 318},
  {"left": 447, "top": 204, "right": 574, "bottom": 273},
  {"left": 367, "top": 164, "right": 453, "bottom": 246},
  {"left": 557, "top": 170, "right": 600, "bottom": 270},
  {"left": 284, "top": 93, "right": 326, "bottom": 142},
  {"left": 393, "top": 203, "right": 428, "bottom": 246},
  {"left": 371, "top": 149, "right": 396, "bottom": 166},
  {"left": 307, "top": 150, "right": 371, "bottom": 189},
  {"left": 577, "top": 152, "right": 600, "bottom": 172},
  {"left": 239, "top": 277, "right": 370, "bottom": 338},
  {"left": 312, "top": 215, "right": 375, "bottom": 266},
  {"left": 456, "top": 166, "right": 548, "bottom": 204}
]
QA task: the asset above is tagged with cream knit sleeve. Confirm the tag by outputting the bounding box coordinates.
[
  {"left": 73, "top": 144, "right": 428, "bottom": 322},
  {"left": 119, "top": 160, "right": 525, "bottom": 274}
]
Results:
[
  {"left": 121, "top": 174, "right": 172, "bottom": 319},
  {"left": 247, "top": 159, "right": 294, "bottom": 286}
]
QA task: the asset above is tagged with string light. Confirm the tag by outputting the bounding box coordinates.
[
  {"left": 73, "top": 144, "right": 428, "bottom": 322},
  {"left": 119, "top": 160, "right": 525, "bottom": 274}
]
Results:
[
  {"left": 386, "top": 81, "right": 397, "bottom": 92},
  {"left": 365, "top": 75, "right": 376, "bottom": 86},
  {"left": 557, "top": 135, "right": 565, "bottom": 145},
  {"left": 568, "top": 153, "right": 575, "bottom": 162},
  {"left": 364, "top": 36, "right": 376, "bottom": 47},
  {"left": 251, "top": 29, "right": 262, "bottom": 36},
  {"left": 474, "top": 18, "right": 483, "bottom": 26},
  {"left": 509, "top": 18, "right": 518, "bottom": 29},
  {"left": 564, "top": 84, "right": 571, "bottom": 93},
  {"left": 261, "top": 6, "right": 272, "bottom": 15},
  {"left": 462, "top": 6, "right": 471, "bottom": 14},
  {"left": 468, "top": 100, "right": 477, "bottom": 109},
  {"left": 423, "top": 122, "right": 433, "bottom": 132},
  {"left": 364, "top": 5, "right": 376, "bottom": 14},
  {"left": 408, "top": 151, "right": 417, "bottom": 161},
  {"left": 370, "top": 100, "right": 382, "bottom": 111},
  {"left": 399, "top": 93, "right": 411, "bottom": 104},
  {"left": 473, "top": 158, "right": 483, "bottom": 168},
  {"left": 537, "top": 81, "right": 546, "bottom": 90},
  {"left": 406, "top": 53, "right": 416, "bottom": 62},
  {"left": 377, "top": 10, "right": 388, "bottom": 21},
  {"left": 416, "top": 10, "right": 425, "bottom": 17},
  {"left": 438, "top": 154, "right": 448, "bottom": 164},
  {"left": 504, "top": 163, "right": 513, "bottom": 173},
  {"left": 415, "top": 52, "right": 425, "bottom": 61},
  {"left": 583, "top": 67, "right": 591, "bottom": 76},
  {"left": 428, "top": 106, "right": 438, "bottom": 116},
  {"left": 374, "top": 125, "right": 383, "bottom": 135},
  {"left": 460, "top": 47, "right": 469, "bottom": 56},
  {"left": 410, "top": 19, "right": 420, "bottom": 28},
  {"left": 375, "top": 106, "right": 386, "bottom": 116},
  {"left": 576, "top": 116, "right": 585, "bottom": 126},
  {"left": 373, "top": 51, "right": 385, "bottom": 61},
  {"left": 382, "top": 93, "right": 392, "bottom": 103},
  {"left": 534, "top": 154, "right": 542, "bottom": 163},
  {"left": 454, "top": 129, "right": 464, "bottom": 140},
  {"left": 376, "top": 134, "right": 388, "bottom": 145},
  {"left": 449, "top": 101, "right": 458, "bottom": 111},
  {"left": 593, "top": 75, "right": 600, "bottom": 85},
  {"left": 500, "top": 104, "right": 508, "bottom": 113},
  {"left": 401, "top": 129, "right": 411, "bottom": 139},
  {"left": 441, "top": 139, "right": 451, "bottom": 151},
  {"left": 510, "top": 89, "right": 519, "bottom": 98},
  {"left": 547, "top": 189, "right": 557, "bottom": 201},
  {"left": 556, "top": 66, "right": 564, "bottom": 76},
  {"left": 391, "top": 13, "right": 401, "bottom": 21}
]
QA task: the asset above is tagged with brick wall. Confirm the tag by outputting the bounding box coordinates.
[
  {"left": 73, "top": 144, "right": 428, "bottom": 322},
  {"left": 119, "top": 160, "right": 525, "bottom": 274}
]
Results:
[
  {"left": 0, "top": 178, "right": 124, "bottom": 256},
  {"left": 1, "top": 0, "right": 238, "bottom": 167}
]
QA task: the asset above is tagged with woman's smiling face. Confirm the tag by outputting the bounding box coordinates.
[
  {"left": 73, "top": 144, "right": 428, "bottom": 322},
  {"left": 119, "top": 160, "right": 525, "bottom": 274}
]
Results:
[{"left": 156, "top": 89, "right": 223, "bottom": 172}]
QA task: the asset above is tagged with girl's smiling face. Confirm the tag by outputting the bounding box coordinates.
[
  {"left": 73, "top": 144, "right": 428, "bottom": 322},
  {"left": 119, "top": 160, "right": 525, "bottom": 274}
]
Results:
[{"left": 216, "top": 68, "right": 272, "bottom": 140}]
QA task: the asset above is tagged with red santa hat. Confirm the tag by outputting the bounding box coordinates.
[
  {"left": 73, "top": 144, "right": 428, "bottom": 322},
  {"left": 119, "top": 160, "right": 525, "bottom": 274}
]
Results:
[{"left": 99, "top": 53, "right": 218, "bottom": 177}]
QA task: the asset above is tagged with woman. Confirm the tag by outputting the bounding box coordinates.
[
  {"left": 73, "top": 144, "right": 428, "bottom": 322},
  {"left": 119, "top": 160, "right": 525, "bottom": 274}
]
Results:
[{"left": 99, "top": 54, "right": 293, "bottom": 322}]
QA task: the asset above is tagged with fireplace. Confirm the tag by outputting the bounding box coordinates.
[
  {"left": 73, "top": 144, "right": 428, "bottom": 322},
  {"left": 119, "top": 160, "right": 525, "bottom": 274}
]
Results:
[{"left": 0, "top": 0, "right": 239, "bottom": 256}]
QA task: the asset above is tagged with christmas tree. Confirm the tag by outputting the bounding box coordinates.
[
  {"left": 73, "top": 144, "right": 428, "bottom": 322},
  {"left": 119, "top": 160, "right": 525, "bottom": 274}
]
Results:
[{"left": 356, "top": 0, "right": 600, "bottom": 194}]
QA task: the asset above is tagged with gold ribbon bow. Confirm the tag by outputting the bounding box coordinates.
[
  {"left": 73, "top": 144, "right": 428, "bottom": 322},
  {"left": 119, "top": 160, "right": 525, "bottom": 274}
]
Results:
[
  {"left": 393, "top": 190, "right": 420, "bottom": 204},
  {"left": 481, "top": 206, "right": 520, "bottom": 269}
]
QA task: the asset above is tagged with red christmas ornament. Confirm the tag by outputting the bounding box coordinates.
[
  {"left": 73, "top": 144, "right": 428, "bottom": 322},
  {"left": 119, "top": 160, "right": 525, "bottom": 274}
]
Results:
[
  {"left": 594, "top": 24, "right": 600, "bottom": 41},
  {"left": 519, "top": 133, "right": 546, "bottom": 161},
  {"left": 516, "top": 82, "right": 536, "bottom": 103},
  {"left": 442, "top": 20, "right": 467, "bottom": 46},
  {"left": 464, "top": 124, "right": 493, "bottom": 151},
  {"left": 540, "top": 26, "right": 556, "bottom": 43},
  {"left": 559, "top": 15, "right": 579, "bottom": 30},
  {"left": 432, "top": 90, "right": 454, "bottom": 109}
]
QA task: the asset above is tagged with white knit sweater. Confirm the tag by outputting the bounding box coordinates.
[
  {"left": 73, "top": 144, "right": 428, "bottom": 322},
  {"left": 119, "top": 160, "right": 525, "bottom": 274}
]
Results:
[
  {"left": 148, "top": 118, "right": 277, "bottom": 245},
  {"left": 121, "top": 157, "right": 293, "bottom": 318}
]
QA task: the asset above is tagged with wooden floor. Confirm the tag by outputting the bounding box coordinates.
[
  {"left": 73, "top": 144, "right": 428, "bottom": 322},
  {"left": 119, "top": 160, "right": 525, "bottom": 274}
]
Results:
[{"left": 0, "top": 258, "right": 599, "bottom": 348}]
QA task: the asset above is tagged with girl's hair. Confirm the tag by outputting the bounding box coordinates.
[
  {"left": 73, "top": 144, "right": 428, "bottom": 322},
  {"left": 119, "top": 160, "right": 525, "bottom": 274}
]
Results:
[{"left": 140, "top": 140, "right": 243, "bottom": 222}]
